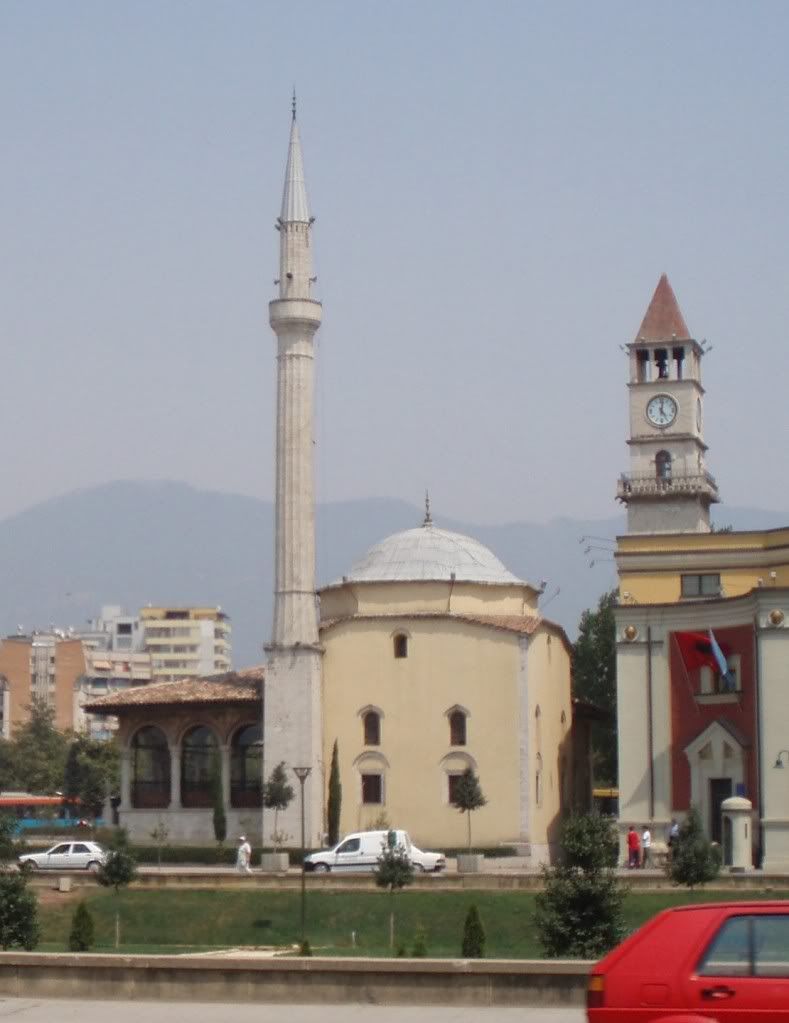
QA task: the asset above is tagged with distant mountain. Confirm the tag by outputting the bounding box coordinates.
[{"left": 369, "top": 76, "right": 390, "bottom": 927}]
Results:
[{"left": 0, "top": 481, "right": 785, "bottom": 667}]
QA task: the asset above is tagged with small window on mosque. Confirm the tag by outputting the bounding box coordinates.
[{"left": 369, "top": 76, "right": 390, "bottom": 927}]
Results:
[
  {"left": 393, "top": 634, "right": 408, "bottom": 659},
  {"left": 449, "top": 710, "right": 467, "bottom": 746},
  {"left": 363, "top": 711, "right": 381, "bottom": 746},
  {"left": 447, "top": 773, "right": 463, "bottom": 804},
  {"left": 361, "top": 773, "right": 383, "bottom": 805}
]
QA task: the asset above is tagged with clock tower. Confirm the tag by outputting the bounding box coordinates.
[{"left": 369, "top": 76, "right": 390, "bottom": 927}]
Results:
[{"left": 617, "top": 274, "right": 719, "bottom": 534}]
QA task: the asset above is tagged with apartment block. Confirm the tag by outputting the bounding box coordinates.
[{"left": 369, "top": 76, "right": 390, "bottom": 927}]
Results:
[{"left": 140, "top": 606, "right": 231, "bottom": 681}]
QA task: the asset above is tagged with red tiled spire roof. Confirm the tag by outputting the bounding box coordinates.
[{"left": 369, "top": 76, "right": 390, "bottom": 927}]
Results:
[{"left": 635, "top": 274, "right": 692, "bottom": 342}]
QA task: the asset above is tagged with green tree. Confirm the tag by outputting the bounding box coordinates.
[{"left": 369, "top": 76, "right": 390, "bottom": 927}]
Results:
[
  {"left": 535, "top": 813, "right": 625, "bottom": 959},
  {"left": 461, "top": 904, "right": 486, "bottom": 958},
  {"left": 263, "top": 761, "right": 294, "bottom": 849},
  {"left": 0, "top": 738, "right": 15, "bottom": 791},
  {"left": 374, "top": 831, "right": 415, "bottom": 949},
  {"left": 10, "top": 698, "right": 70, "bottom": 794},
  {"left": 666, "top": 807, "right": 721, "bottom": 888},
  {"left": 572, "top": 590, "right": 618, "bottom": 786},
  {"left": 560, "top": 812, "right": 618, "bottom": 871},
  {"left": 450, "top": 768, "right": 487, "bottom": 850},
  {"left": 64, "top": 735, "right": 119, "bottom": 819},
  {"left": 210, "top": 749, "right": 227, "bottom": 846},
  {"left": 0, "top": 871, "right": 40, "bottom": 950},
  {"left": 0, "top": 814, "right": 17, "bottom": 865},
  {"left": 327, "top": 740, "right": 342, "bottom": 846},
  {"left": 68, "top": 901, "right": 95, "bottom": 952},
  {"left": 97, "top": 829, "right": 137, "bottom": 948}
]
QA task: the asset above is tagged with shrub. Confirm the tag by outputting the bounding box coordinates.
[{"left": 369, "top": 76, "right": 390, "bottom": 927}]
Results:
[
  {"left": 412, "top": 925, "right": 428, "bottom": 957},
  {"left": 561, "top": 813, "right": 619, "bottom": 871},
  {"left": 299, "top": 939, "right": 312, "bottom": 957},
  {"left": 461, "top": 904, "right": 486, "bottom": 958},
  {"left": 68, "top": 901, "right": 95, "bottom": 952},
  {"left": 535, "top": 812, "right": 625, "bottom": 959},
  {"left": 667, "top": 807, "right": 721, "bottom": 888},
  {"left": 535, "top": 865, "right": 624, "bottom": 958},
  {"left": 0, "top": 871, "right": 39, "bottom": 950}
]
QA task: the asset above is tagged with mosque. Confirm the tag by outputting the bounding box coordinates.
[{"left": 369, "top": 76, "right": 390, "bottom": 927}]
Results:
[{"left": 89, "top": 108, "right": 589, "bottom": 861}]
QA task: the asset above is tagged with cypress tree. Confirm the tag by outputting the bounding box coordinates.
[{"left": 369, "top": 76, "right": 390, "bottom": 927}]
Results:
[
  {"left": 327, "top": 740, "right": 342, "bottom": 846},
  {"left": 68, "top": 901, "right": 95, "bottom": 952},
  {"left": 461, "top": 904, "right": 486, "bottom": 958}
]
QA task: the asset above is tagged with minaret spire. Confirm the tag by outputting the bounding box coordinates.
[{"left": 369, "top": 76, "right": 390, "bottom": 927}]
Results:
[{"left": 279, "top": 104, "right": 311, "bottom": 227}]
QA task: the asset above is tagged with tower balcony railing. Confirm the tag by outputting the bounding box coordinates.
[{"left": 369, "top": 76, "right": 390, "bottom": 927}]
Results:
[{"left": 617, "top": 469, "right": 719, "bottom": 501}]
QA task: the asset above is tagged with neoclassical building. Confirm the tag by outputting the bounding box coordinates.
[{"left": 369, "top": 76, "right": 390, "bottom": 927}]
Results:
[
  {"left": 88, "top": 105, "right": 583, "bottom": 861},
  {"left": 614, "top": 275, "right": 789, "bottom": 869}
]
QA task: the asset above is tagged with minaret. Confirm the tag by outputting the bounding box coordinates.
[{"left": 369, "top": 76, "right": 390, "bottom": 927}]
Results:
[
  {"left": 617, "top": 274, "right": 719, "bottom": 533},
  {"left": 263, "top": 100, "right": 324, "bottom": 846}
]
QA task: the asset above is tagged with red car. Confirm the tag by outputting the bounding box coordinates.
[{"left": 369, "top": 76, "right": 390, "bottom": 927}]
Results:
[{"left": 587, "top": 900, "right": 789, "bottom": 1020}]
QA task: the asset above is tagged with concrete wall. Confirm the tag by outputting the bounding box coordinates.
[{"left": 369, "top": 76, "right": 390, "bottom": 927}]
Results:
[{"left": 0, "top": 954, "right": 591, "bottom": 1006}]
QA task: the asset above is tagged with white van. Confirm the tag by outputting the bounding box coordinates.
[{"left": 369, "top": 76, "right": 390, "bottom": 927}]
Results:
[{"left": 304, "top": 829, "right": 445, "bottom": 873}]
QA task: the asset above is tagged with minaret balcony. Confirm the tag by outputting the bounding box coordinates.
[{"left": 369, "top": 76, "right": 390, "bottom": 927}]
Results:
[{"left": 617, "top": 469, "right": 719, "bottom": 503}]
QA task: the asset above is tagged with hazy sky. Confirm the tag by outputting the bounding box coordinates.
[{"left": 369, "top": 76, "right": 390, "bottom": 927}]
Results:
[{"left": 2, "top": 1, "right": 788, "bottom": 527}]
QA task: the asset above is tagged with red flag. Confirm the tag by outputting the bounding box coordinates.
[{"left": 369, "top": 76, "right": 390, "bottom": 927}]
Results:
[{"left": 674, "top": 631, "right": 731, "bottom": 674}]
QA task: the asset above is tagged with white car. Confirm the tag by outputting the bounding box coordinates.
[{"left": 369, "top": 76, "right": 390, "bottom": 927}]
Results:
[
  {"left": 305, "top": 829, "right": 445, "bottom": 873},
  {"left": 18, "top": 841, "right": 107, "bottom": 872}
]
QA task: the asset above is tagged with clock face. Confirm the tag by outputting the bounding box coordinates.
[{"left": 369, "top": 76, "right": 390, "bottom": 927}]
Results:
[{"left": 646, "top": 394, "right": 677, "bottom": 428}]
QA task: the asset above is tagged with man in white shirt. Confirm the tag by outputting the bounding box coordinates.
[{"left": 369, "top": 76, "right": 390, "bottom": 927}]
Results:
[{"left": 641, "top": 826, "right": 652, "bottom": 868}]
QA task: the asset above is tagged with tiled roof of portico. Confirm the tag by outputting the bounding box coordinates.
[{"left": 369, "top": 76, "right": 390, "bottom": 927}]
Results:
[{"left": 85, "top": 667, "right": 262, "bottom": 714}]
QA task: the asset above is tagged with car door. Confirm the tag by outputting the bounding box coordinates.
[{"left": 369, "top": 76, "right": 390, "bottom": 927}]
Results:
[
  {"left": 685, "top": 911, "right": 789, "bottom": 1021},
  {"left": 45, "top": 843, "right": 73, "bottom": 870},
  {"left": 70, "top": 843, "right": 91, "bottom": 869},
  {"left": 333, "top": 837, "right": 361, "bottom": 871}
]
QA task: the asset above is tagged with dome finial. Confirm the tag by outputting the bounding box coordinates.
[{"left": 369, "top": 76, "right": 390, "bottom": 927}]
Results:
[{"left": 423, "top": 490, "right": 433, "bottom": 527}]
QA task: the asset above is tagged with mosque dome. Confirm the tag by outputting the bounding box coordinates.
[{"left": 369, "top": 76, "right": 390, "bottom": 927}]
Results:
[{"left": 338, "top": 521, "right": 524, "bottom": 587}]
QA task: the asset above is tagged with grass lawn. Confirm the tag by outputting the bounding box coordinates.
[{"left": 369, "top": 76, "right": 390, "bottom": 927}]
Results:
[{"left": 37, "top": 887, "right": 789, "bottom": 958}]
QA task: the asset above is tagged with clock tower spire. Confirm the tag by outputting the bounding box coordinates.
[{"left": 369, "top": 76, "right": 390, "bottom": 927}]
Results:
[{"left": 617, "top": 274, "right": 719, "bottom": 534}]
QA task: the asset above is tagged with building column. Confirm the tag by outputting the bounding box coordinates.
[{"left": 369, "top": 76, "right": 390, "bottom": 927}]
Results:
[
  {"left": 119, "top": 750, "right": 132, "bottom": 811},
  {"left": 220, "top": 744, "right": 231, "bottom": 811},
  {"left": 170, "top": 749, "right": 182, "bottom": 809}
]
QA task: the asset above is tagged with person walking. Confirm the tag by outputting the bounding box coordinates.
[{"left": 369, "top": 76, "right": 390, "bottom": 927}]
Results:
[
  {"left": 236, "top": 835, "right": 252, "bottom": 874},
  {"left": 641, "top": 825, "right": 652, "bottom": 868},
  {"left": 627, "top": 825, "right": 641, "bottom": 869}
]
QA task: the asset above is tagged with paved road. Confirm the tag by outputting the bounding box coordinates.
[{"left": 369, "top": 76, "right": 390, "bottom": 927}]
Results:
[{"left": 0, "top": 1000, "right": 584, "bottom": 1022}]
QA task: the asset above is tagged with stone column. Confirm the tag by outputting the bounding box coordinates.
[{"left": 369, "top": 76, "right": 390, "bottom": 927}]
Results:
[
  {"left": 220, "top": 744, "right": 231, "bottom": 811},
  {"left": 119, "top": 750, "right": 132, "bottom": 811},
  {"left": 170, "top": 748, "right": 182, "bottom": 809}
]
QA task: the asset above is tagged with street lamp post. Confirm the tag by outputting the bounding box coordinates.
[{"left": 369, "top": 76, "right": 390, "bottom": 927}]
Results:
[{"left": 292, "top": 766, "right": 312, "bottom": 949}]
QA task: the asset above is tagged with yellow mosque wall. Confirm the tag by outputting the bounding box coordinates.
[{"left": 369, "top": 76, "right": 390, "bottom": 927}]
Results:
[{"left": 320, "top": 607, "right": 571, "bottom": 855}]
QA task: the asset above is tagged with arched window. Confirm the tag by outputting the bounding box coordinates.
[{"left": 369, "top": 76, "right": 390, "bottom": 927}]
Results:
[
  {"left": 656, "top": 450, "right": 672, "bottom": 480},
  {"left": 230, "top": 723, "right": 262, "bottom": 808},
  {"left": 393, "top": 634, "right": 408, "bottom": 659},
  {"left": 363, "top": 711, "right": 381, "bottom": 746},
  {"left": 449, "top": 710, "right": 467, "bottom": 746},
  {"left": 131, "top": 726, "right": 170, "bottom": 809},
  {"left": 181, "top": 725, "right": 218, "bottom": 808}
]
